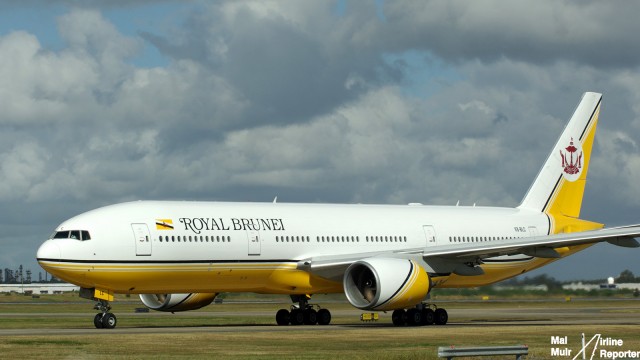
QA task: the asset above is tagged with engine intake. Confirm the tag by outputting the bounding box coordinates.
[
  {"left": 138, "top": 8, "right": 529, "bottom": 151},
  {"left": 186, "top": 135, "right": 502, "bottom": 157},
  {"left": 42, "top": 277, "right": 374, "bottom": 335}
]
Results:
[
  {"left": 139, "top": 293, "right": 217, "bottom": 312},
  {"left": 343, "top": 258, "right": 430, "bottom": 311}
]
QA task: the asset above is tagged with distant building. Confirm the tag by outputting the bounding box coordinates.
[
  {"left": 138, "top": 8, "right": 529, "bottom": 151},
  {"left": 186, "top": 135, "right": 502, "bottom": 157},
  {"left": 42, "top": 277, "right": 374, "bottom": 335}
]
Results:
[
  {"left": 562, "top": 282, "right": 599, "bottom": 291},
  {"left": 563, "top": 281, "right": 640, "bottom": 291},
  {"left": 0, "top": 283, "right": 79, "bottom": 294},
  {"left": 600, "top": 277, "right": 617, "bottom": 289}
]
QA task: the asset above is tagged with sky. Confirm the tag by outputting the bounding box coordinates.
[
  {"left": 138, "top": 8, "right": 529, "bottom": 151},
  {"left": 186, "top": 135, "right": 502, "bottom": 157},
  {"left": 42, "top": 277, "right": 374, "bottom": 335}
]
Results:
[{"left": 1, "top": 0, "right": 639, "bottom": 282}]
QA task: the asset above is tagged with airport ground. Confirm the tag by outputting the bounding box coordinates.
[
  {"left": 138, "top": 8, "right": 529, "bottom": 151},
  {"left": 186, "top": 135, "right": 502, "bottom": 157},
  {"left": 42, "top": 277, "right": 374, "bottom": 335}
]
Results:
[{"left": 0, "top": 293, "right": 639, "bottom": 359}]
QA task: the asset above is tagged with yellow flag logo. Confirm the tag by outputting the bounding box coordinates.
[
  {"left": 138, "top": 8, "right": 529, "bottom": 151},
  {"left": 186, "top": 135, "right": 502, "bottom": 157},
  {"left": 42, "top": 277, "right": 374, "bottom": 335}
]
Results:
[{"left": 155, "top": 219, "right": 174, "bottom": 230}]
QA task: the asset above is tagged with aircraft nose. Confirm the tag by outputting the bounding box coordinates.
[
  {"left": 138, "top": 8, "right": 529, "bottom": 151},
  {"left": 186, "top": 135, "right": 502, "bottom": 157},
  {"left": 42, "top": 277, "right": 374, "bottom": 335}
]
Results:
[{"left": 37, "top": 241, "right": 61, "bottom": 261}]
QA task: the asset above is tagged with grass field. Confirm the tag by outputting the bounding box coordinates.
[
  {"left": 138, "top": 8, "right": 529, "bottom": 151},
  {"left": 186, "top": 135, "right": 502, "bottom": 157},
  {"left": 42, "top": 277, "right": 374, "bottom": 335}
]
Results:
[{"left": 1, "top": 293, "right": 639, "bottom": 359}]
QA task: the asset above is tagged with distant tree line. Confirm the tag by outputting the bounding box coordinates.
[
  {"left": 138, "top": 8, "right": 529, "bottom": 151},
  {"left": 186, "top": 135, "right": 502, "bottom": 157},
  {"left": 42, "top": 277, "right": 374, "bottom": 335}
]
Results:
[
  {"left": 502, "top": 269, "right": 640, "bottom": 287},
  {"left": 0, "top": 265, "right": 61, "bottom": 284},
  {"left": 616, "top": 269, "right": 640, "bottom": 283}
]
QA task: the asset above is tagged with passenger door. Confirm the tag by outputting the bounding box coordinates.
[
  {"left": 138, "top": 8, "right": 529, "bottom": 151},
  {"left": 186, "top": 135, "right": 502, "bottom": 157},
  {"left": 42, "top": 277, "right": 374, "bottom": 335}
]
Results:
[
  {"left": 247, "top": 229, "right": 261, "bottom": 256},
  {"left": 132, "top": 223, "right": 152, "bottom": 256},
  {"left": 423, "top": 225, "right": 437, "bottom": 247}
]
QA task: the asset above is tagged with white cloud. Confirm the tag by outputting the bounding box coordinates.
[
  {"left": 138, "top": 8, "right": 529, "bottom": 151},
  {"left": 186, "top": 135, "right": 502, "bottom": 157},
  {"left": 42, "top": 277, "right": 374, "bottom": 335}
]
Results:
[
  {"left": 0, "top": 31, "right": 97, "bottom": 124},
  {"left": 0, "top": 142, "right": 50, "bottom": 201}
]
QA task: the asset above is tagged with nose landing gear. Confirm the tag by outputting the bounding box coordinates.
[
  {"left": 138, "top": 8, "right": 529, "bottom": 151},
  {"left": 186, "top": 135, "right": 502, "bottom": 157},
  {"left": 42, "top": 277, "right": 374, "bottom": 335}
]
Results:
[{"left": 93, "top": 299, "right": 117, "bottom": 329}]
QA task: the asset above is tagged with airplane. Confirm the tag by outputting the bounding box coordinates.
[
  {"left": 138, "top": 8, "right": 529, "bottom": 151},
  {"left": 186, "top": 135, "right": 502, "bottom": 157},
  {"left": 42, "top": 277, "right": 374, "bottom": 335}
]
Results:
[{"left": 37, "top": 92, "right": 640, "bottom": 329}]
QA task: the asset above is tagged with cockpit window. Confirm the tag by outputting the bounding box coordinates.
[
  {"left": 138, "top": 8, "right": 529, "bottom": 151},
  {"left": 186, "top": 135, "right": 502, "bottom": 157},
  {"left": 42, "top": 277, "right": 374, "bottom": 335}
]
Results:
[
  {"left": 51, "top": 230, "right": 92, "bottom": 241},
  {"left": 53, "top": 231, "right": 69, "bottom": 239}
]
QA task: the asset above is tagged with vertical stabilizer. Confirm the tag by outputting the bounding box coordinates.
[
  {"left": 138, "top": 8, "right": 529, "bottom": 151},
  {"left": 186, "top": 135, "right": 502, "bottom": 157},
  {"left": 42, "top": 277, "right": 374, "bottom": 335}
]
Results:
[{"left": 518, "top": 92, "right": 603, "bottom": 233}]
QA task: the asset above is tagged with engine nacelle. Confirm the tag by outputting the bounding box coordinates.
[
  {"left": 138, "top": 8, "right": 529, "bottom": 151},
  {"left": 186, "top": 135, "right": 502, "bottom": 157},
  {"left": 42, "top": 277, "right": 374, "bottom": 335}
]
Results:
[
  {"left": 139, "top": 293, "right": 217, "bottom": 312},
  {"left": 343, "top": 258, "right": 430, "bottom": 311}
]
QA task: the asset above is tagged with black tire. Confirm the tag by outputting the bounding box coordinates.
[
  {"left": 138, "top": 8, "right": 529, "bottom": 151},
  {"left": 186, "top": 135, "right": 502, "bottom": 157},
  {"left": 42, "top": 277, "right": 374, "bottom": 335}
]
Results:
[
  {"left": 434, "top": 308, "right": 448, "bottom": 325},
  {"left": 102, "top": 313, "right": 117, "bottom": 329},
  {"left": 391, "top": 309, "right": 406, "bottom": 326},
  {"left": 317, "top": 308, "right": 331, "bottom": 325},
  {"left": 276, "top": 309, "right": 290, "bottom": 325},
  {"left": 93, "top": 313, "right": 104, "bottom": 329},
  {"left": 406, "top": 308, "right": 422, "bottom": 326},
  {"left": 304, "top": 309, "right": 318, "bottom": 325},
  {"left": 422, "top": 308, "right": 435, "bottom": 325},
  {"left": 290, "top": 309, "right": 304, "bottom": 325}
]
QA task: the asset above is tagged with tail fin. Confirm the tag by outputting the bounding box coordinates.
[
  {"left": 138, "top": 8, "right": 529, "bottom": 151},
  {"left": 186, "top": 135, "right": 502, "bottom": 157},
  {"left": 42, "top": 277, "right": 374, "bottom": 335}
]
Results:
[{"left": 518, "top": 92, "right": 603, "bottom": 233}]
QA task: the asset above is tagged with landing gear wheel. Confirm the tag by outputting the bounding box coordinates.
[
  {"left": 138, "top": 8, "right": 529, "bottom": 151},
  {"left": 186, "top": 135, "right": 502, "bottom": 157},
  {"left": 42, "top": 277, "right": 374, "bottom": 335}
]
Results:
[
  {"left": 93, "top": 299, "right": 115, "bottom": 329},
  {"left": 406, "top": 308, "right": 422, "bottom": 326},
  {"left": 422, "top": 308, "right": 435, "bottom": 325},
  {"left": 276, "top": 309, "right": 290, "bottom": 325},
  {"left": 290, "top": 309, "right": 304, "bottom": 325},
  {"left": 304, "top": 309, "right": 318, "bottom": 325},
  {"left": 93, "top": 313, "right": 104, "bottom": 329},
  {"left": 317, "top": 308, "right": 331, "bottom": 325},
  {"left": 434, "top": 308, "right": 448, "bottom": 325},
  {"left": 102, "top": 313, "right": 117, "bottom": 329},
  {"left": 392, "top": 309, "right": 406, "bottom": 326}
]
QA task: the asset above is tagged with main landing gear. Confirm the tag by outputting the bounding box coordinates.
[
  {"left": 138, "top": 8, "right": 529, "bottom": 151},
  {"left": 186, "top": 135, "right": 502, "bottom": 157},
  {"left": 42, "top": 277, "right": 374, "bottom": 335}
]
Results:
[
  {"left": 93, "top": 299, "right": 117, "bottom": 329},
  {"left": 391, "top": 303, "right": 448, "bottom": 326},
  {"left": 276, "top": 295, "right": 332, "bottom": 326}
]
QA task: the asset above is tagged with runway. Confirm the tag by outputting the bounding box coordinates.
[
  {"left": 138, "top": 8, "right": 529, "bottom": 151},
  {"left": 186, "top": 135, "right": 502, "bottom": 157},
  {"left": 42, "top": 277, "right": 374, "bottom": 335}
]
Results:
[{"left": 2, "top": 302, "right": 639, "bottom": 336}]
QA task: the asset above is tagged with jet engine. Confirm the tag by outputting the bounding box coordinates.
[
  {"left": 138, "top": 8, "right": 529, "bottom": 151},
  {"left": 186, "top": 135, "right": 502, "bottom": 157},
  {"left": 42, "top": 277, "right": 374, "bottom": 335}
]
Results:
[
  {"left": 343, "top": 258, "right": 430, "bottom": 311},
  {"left": 139, "top": 293, "right": 217, "bottom": 312}
]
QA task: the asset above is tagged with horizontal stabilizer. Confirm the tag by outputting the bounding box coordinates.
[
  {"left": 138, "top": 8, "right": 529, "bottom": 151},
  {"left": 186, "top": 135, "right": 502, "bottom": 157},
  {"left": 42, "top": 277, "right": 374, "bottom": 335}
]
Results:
[{"left": 607, "top": 237, "right": 640, "bottom": 248}]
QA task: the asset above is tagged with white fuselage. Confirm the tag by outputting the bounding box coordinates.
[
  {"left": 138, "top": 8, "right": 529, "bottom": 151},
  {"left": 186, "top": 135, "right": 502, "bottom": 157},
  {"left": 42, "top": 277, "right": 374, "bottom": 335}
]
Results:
[{"left": 37, "top": 200, "right": 552, "bottom": 294}]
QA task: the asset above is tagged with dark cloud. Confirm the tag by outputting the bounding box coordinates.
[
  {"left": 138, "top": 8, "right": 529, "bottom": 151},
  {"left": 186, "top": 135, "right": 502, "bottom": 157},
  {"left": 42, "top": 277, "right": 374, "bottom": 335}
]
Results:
[
  {"left": 140, "top": 3, "right": 381, "bottom": 131},
  {"left": 382, "top": 1, "right": 640, "bottom": 69}
]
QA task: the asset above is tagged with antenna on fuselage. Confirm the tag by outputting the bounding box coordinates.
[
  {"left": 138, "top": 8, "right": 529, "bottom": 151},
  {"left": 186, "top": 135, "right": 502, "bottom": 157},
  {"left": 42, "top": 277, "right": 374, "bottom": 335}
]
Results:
[{"left": 273, "top": 196, "right": 278, "bottom": 203}]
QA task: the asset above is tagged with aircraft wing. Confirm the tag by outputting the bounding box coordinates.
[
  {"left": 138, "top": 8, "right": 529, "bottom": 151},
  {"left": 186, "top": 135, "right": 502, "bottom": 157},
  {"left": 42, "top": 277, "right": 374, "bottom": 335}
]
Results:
[
  {"left": 299, "top": 225, "right": 640, "bottom": 281},
  {"left": 422, "top": 224, "right": 640, "bottom": 261}
]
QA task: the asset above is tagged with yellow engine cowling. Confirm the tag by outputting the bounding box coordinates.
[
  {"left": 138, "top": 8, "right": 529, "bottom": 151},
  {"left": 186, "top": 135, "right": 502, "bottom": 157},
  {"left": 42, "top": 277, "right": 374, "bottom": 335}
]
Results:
[
  {"left": 139, "top": 293, "right": 217, "bottom": 312},
  {"left": 343, "top": 258, "right": 430, "bottom": 311}
]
